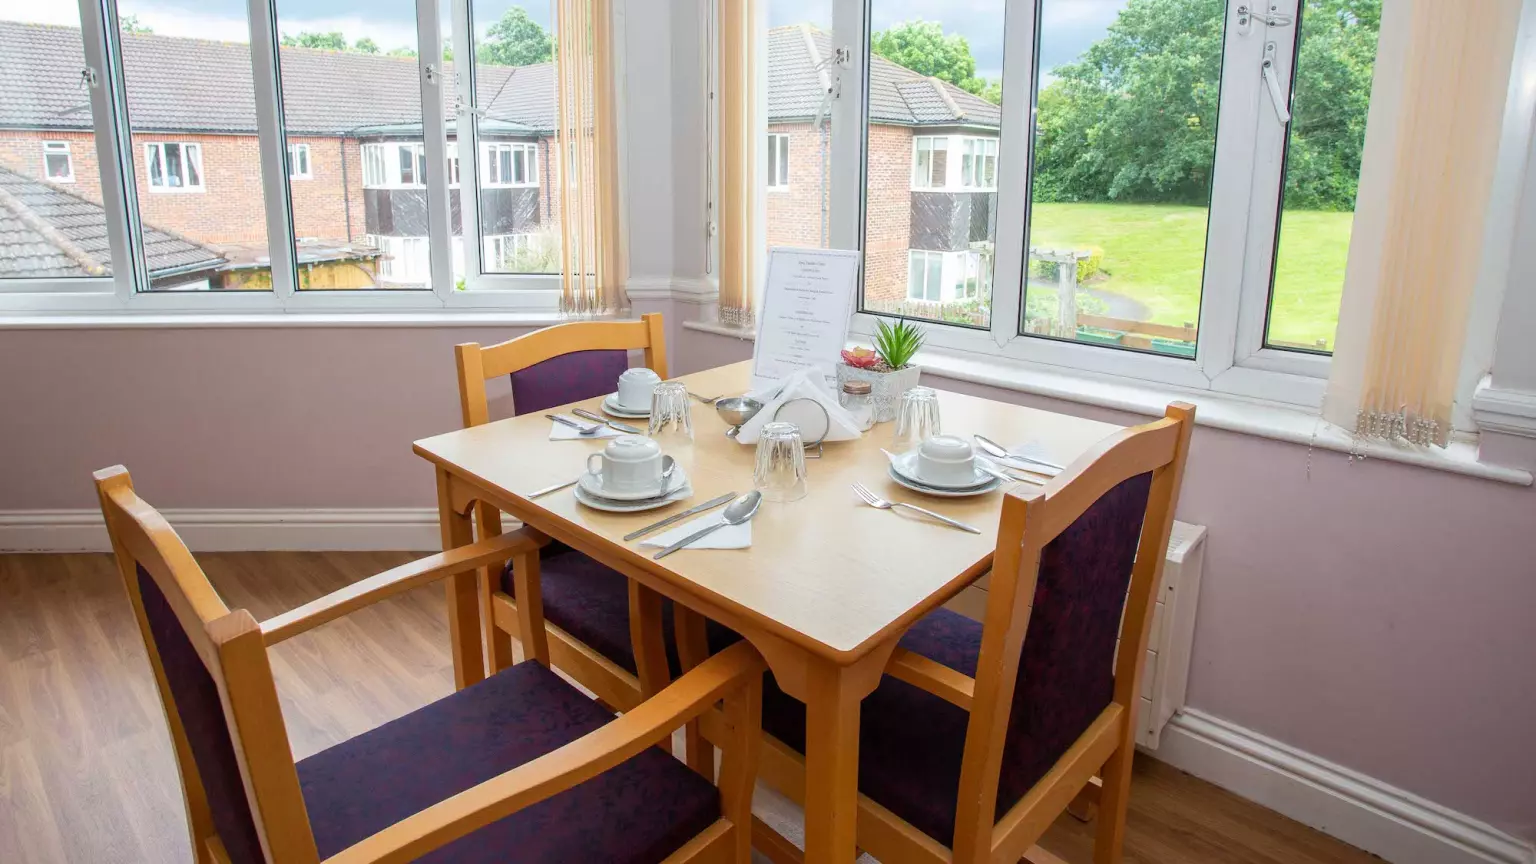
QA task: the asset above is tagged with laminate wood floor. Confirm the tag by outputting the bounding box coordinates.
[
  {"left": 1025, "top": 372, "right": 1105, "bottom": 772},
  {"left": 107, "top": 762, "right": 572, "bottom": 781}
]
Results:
[{"left": 0, "top": 552, "right": 1381, "bottom": 864}]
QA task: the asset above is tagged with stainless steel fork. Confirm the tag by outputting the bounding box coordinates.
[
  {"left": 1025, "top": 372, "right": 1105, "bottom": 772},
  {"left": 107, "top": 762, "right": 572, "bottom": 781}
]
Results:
[
  {"left": 850, "top": 482, "right": 981, "bottom": 534},
  {"left": 688, "top": 392, "right": 722, "bottom": 404}
]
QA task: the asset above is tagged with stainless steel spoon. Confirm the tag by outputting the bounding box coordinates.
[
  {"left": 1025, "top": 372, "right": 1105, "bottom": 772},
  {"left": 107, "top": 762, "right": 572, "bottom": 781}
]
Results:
[
  {"left": 546, "top": 413, "right": 600, "bottom": 436},
  {"left": 973, "top": 434, "right": 1066, "bottom": 472},
  {"left": 653, "top": 491, "right": 762, "bottom": 559}
]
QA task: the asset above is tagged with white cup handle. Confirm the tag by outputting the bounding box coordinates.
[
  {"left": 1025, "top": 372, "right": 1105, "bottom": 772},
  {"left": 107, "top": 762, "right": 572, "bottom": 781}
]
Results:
[{"left": 586, "top": 453, "right": 604, "bottom": 477}]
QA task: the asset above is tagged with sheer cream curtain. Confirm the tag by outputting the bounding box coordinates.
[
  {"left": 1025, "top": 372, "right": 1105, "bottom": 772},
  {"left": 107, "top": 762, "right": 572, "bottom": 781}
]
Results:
[
  {"left": 717, "top": 0, "right": 760, "bottom": 328},
  {"left": 555, "top": 0, "right": 625, "bottom": 314},
  {"left": 1324, "top": 0, "right": 1522, "bottom": 446}
]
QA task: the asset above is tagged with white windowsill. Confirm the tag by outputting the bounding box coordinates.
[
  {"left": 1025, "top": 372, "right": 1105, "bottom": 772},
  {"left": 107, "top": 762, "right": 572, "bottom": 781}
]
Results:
[
  {"left": 0, "top": 310, "right": 578, "bottom": 330},
  {"left": 680, "top": 319, "right": 1532, "bottom": 486}
]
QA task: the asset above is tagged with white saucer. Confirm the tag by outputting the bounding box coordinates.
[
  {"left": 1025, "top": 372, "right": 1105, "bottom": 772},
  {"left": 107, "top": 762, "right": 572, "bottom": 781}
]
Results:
[
  {"left": 890, "top": 450, "right": 996, "bottom": 491},
  {"left": 602, "top": 394, "right": 652, "bottom": 418},
  {"left": 574, "top": 481, "right": 693, "bottom": 512},
  {"left": 888, "top": 465, "right": 1003, "bottom": 498},
  {"left": 578, "top": 467, "right": 690, "bottom": 502}
]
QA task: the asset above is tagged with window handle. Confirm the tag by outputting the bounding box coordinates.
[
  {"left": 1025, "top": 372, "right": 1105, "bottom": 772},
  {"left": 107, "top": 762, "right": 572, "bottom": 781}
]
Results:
[{"left": 1262, "top": 43, "right": 1291, "bottom": 124}]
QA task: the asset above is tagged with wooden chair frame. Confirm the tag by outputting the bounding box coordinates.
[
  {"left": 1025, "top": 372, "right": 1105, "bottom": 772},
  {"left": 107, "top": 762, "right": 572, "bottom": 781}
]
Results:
[
  {"left": 453, "top": 311, "right": 670, "bottom": 711},
  {"left": 95, "top": 463, "right": 762, "bottom": 864},
  {"left": 751, "top": 403, "right": 1196, "bottom": 864}
]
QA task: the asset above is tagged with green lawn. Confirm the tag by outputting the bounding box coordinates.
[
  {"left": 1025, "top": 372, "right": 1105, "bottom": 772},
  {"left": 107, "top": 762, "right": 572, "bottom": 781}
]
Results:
[{"left": 1027, "top": 203, "right": 1353, "bottom": 351}]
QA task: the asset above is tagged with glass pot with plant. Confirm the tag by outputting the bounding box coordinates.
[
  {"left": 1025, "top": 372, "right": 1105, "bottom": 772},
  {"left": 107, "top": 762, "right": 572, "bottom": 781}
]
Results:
[{"left": 835, "top": 318, "right": 926, "bottom": 423}]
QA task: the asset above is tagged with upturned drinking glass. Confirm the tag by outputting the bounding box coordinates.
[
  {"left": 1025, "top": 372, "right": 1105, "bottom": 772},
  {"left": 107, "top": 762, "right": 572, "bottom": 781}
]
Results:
[
  {"left": 753, "top": 421, "right": 808, "bottom": 502},
  {"left": 892, "top": 386, "right": 942, "bottom": 452},
  {"left": 648, "top": 381, "right": 694, "bottom": 444}
]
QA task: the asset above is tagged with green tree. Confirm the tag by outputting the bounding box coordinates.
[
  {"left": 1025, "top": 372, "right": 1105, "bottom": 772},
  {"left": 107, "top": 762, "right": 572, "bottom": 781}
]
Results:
[
  {"left": 477, "top": 7, "right": 554, "bottom": 67},
  {"left": 388, "top": 45, "right": 419, "bottom": 58},
  {"left": 354, "top": 37, "right": 380, "bottom": 54},
  {"left": 282, "top": 31, "right": 349, "bottom": 51},
  {"left": 870, "top": 20, "right": 985, "bottom": 97},
  {"left": 119, "top": 14, "right": 152, "bottom": 34},
  {"left": 1033, "top": 0, "right": 1379, "bottom": 209}
]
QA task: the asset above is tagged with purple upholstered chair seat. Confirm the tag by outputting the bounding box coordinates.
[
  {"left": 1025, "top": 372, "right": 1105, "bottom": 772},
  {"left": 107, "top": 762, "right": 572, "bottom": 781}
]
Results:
[
  {"left": 761, "top": 608, "right": 984, "bottom": 847},
  {"left": 297, "top": 661, "right": 719, "bottom": 863},
  {"left": 501, "top": 545, "right": 741, "bottom": 677}
]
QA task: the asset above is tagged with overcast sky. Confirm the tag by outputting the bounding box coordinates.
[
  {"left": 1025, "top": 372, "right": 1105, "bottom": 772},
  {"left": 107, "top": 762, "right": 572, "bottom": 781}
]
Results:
[{"left": 4, "top": 0, "right": 1127, "bottom": 80}]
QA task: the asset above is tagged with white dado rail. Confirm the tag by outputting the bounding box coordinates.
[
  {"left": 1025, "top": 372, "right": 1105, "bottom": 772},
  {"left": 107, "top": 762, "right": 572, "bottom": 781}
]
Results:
[{"left": 943, "top": 520, "right": 1208, "bottom": 750}]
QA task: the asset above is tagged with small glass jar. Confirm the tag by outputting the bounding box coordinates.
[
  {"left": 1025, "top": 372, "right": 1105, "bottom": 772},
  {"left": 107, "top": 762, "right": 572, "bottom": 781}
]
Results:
[{"left": 840, "top": 380, "right": 875, "bottom": 432}]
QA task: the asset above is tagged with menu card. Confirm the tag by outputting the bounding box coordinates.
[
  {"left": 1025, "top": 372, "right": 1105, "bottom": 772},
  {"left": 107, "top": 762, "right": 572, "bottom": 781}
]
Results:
[{"left": 751, "top": 247, "right": 862, "bottom": 392}]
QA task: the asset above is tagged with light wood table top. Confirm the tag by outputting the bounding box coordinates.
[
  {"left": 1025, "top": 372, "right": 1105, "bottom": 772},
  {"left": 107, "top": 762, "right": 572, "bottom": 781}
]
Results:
[{"left": 413, "top": 361, "right": 1121, "bottom": 662}]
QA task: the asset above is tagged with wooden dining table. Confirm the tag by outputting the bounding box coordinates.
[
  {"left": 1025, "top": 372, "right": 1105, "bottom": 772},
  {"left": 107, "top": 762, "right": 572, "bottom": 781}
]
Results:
[{"left": 412, "top": 360, "right": 1122, "bottom": 864}]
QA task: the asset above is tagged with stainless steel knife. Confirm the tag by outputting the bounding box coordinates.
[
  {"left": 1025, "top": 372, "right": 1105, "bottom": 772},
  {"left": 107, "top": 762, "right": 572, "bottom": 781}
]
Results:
[
  {"left": 572, "top": 408, "right": 643, "bottom": 434},
  {"left": 623, "top": 492, "right": 737, "bottom": 541}
]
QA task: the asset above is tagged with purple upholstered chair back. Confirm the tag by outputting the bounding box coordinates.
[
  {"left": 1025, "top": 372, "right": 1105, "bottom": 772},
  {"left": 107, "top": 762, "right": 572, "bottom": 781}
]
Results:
[
  {"left": 136, "top": 565, "right": 267, "bottom": 864},
  {"left": 508, "top": 349, "right": 632, "bottom": 417},
  {"left": 996, "top": 471, "right": 1153, "bottom": 809}
]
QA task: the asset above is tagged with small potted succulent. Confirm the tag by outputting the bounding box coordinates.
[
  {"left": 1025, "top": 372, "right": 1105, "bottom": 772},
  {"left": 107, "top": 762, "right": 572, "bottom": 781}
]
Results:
[{"left": 836, "top": 318, "right": 926, "bottom": 422}]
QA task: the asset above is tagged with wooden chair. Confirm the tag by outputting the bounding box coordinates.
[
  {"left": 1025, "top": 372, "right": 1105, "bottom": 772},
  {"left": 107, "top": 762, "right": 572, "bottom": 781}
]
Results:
[
  {"left": 95, "top": 464, "right": 764, "bottom": 864},
  {"left": 751, "top": 403, "right": 1196, "bottom": 864},
  {"left": 455, "top": 312, "right": 736, "bottom": 716}
]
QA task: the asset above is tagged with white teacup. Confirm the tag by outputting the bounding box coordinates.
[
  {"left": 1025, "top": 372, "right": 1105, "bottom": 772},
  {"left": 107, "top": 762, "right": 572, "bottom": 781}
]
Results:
[
  {"left": 585, "top": 434, "right": 663, "bottom": 494},
  {"left": 916, "top": 435, "right": 977, "bottom": 487},
  {"left": 616, "top": 367, "right": 662, "bottom": 410}
]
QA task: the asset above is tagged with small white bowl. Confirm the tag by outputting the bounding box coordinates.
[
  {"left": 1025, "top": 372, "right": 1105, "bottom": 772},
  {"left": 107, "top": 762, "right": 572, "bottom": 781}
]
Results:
[{"left": 916, "top": 435, "right": 977, "bottom": 488}]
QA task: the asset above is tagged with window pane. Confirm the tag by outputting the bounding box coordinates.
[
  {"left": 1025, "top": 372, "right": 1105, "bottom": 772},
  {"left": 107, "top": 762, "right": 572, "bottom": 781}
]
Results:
[
  {"left": 766, "top": 2, "right": 832, "bottom": 252},
  {"left": 117, "top": 2, "right": 270, "bottom": 291},
  {"left": 470, "top": 2, "right": 559, "bottom": 277},
  {"left": 0, "top": 19, "right": 112, "bottom": 284},
  {"left": 1265, "top": 2, "right": 1380, "bottom": 354},
  {"left": 1021, "top": 0, "right": 1223, "bottom": 356},
  {"left": 274, "top": 0, "right": 430, "bottom": 290},
  {"left": 861, "top": 7, "right": 1003, "bottom": 328}
]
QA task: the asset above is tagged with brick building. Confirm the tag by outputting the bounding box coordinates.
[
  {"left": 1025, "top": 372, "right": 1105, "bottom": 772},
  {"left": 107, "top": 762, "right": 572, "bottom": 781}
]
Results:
[{"left": 1, "top": 20, "right": 999, "bottom": 302}]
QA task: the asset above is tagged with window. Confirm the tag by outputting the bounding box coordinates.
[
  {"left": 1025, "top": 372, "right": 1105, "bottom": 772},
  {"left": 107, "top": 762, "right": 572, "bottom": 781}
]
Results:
[
  {"left": 43, "top": 142, "right": 74, "bottom": 183},
  {"left": 484, "top": 142, "right": 538, "bottom": 187},
  {"left": 961, "top": 138, "right": 996, "bottom": 190},
  {"left": 363, "top": 144, "right": 387, "bottom": 187},
  {"left": 287, "top": 143, "right": 311, "bottom": 180},
  {"left": 485, "top": 234, "right": 533, "bottom": 269},
  {"left": 908, "top": 250, "right": 944, "bottom": 302},
  {"left": 767, "top": 133, "right": 789, "bottom": 189},
  {"left": 144, "top": 142, "right": 204, "bottom": 192},
  {"left": 912, "top": 136, "right": 949, "bottom": 189},
  {"left": 447, "top": 144, "right": 461, "bottom": 187},
  {"left": 371, "top": 235, "right": 431, "bottom": 284}
]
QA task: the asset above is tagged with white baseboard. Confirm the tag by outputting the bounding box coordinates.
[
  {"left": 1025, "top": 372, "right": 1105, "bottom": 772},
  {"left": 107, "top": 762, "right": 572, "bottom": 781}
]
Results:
[
  {"left": 1155, "top": 708, "right": 1535, "bottom": 864},
  {"left": 0, "top": 508, "right": 441, "bottom": 553}
]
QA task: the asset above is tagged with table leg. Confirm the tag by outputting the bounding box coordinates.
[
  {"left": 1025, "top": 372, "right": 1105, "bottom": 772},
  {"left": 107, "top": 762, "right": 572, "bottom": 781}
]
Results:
[
  {"left": 802, "top": 659, "right": 863, "bottom": 864},
  {"left": 436, "top": 468, "right": 486, "bottom": 690}
]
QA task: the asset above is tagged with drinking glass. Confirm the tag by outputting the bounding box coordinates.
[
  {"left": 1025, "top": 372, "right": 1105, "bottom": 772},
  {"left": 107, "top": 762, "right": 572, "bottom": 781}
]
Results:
[
  {"left": 754, "top": 422, "right": 808, "bottom": 503},
  {"left": 892, "top": 386, "right": 942, "bottom": 452},
  {"left": 648, "top": 381, "right": 694, "bottom": 445}
]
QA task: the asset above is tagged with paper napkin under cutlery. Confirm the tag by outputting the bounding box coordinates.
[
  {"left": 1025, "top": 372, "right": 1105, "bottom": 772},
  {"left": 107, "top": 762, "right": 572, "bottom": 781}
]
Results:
[
  {"left": 735, "top": 368, "right": 864, "bottom": 445},
  {"left": 548, "top": 415, "right": 625, "bottom": 440},
  {"left": 1005, "top": 442, "right": 1064, "bottom": 476},
  {"left": 638, "top": 512, "right": 752, "bottom": 550}
]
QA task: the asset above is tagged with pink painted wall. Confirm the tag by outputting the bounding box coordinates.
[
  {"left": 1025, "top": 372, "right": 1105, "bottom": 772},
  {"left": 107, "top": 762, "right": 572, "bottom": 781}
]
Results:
[{"left": 679, "top": 327, "right": 1536, "bottom": 843}]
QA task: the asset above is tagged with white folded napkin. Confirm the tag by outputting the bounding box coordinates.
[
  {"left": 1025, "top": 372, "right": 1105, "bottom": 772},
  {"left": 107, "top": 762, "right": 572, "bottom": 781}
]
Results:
[
  {"left": 639, "top": 511, "right": 752, "bottom": 550},
  {"left": 1005, "top": 442, "right": 1064, "bottom": 476},
  {"left": 548, "top": 415, "right": 625, "bottom": 440},
  {"left": 735, "top": 369, "right": 864, "bottom": 445}
]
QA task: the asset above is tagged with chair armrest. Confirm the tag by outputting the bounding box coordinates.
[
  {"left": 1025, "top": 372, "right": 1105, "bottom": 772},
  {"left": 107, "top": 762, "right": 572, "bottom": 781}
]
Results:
[
  {"left": 260, "top": 530, "right": 540, "bottom": 645},
  {"left": 887, "top": 647, "right": 974, "bottom": 711},
  {"left": 322, "top": 641, "right": 765, "bottom": 864}
]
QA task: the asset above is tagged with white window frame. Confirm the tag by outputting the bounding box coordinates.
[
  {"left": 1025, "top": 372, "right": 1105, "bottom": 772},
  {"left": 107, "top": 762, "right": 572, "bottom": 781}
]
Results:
[
  {"left": 767, "top": 132, "right": 789, "bottom": 190},
  {"left": 960, "top": 137, "right": 997, "bottom": 191},
  {"left": 143, "top": 142, "right": 205, "bottom": 193},
  {"left": 287, "top": 143, "right": 311, "bottom": 180},
  {"left": 43, "top": 141, "right": 75, "bottom": 183},
  {"left": 816, "top": 0, "right": 1365, "bottom": 410},
  {"left": 482, "top": 141, "right": 540, "bottom": 188},
  {"left": 911, "top": 135, "right": 948, "bottom": 190},
  {"left": 907, "top": 250, "right": 944, "bottom": 302}
]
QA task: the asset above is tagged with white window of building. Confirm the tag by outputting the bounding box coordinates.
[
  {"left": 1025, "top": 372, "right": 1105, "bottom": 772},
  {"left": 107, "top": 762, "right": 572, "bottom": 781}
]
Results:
[
  {"left": 912, "top": 136, "right": 948, "bottom": 189},
  {"left": 767, "top": 133, "right": 789, "bottom": 189},
  {"left": 961, "top": 138, "right": 997, "bottom": 190},
  {"left": 362, "top": 144, "right": 386, "bottom": 187},
  {"left": 908, "top": 250, "right": 944, "bottom": 302},
  {"left": 288, "top": 143, "right": 311, "bottom": 180},
  {"left": 43, "top": 141, "right": 74, "bottom": 183},
  {"left": 144, "top": 142, "right": 204, "bottom": 192},
  {"left": 447, "top": 143, "right": 460, "bottom": 187},
  {"left": 484, "top": 234, "right": 533, "bottom": 269},
  {"left": 484, "top": 142, "right": 539, "bottom": 187}
]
